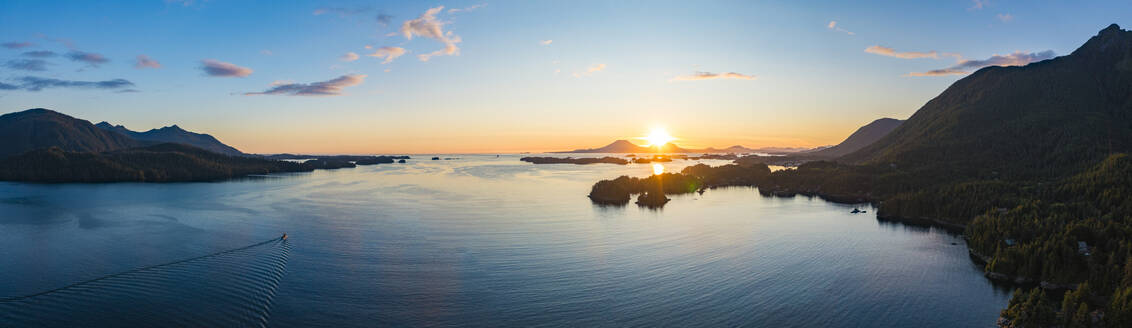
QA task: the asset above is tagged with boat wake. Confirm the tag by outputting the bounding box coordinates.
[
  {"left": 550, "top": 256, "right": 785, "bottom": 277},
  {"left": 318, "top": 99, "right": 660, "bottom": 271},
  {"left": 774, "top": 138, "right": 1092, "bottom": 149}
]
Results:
[{"left": 0, "top": 237, "right": 291, "bottom": 327}]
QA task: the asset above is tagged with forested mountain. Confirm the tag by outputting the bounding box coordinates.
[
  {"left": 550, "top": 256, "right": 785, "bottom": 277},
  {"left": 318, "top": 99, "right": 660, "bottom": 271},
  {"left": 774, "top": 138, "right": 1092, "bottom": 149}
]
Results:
[
  {"left": 841, "top": 24, "right": 1132, "bottom": 179},
  {"left": 95, "top": 122, "right": 244, "bottom": 156},
  {"left": 0, "top": 108, "right": 141, "bottom": 158},
  {"left": 802, "top": 118, "right": 903, "bottom": 158},
  {"left": 0, "top": 143, "right": 309, "bottom": 182}
]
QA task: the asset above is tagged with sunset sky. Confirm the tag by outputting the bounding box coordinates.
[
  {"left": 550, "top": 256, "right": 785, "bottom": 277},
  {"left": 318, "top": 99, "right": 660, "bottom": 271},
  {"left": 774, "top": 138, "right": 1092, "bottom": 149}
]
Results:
[{"left": 0, "top": 0, "right": 1127, "bottom": 154}]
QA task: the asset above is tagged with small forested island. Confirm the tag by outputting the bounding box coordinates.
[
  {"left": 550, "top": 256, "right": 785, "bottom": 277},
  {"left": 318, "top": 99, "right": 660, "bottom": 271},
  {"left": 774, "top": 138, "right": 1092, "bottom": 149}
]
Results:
[
  {"left": 520, "top": 156, "right": 629, "bottom": 165},
  {"left": 589, "top": 24, "right": 1132, "bottom": 327}
]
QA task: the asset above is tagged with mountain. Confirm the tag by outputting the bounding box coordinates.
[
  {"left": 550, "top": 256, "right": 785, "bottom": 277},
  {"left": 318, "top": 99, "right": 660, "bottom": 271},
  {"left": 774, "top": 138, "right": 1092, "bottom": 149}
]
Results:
[
  {"left": 557, "top": 140, "right": 804, "bottom": 154},
  {"left": 0, "top": 143, "right": 308, "bottom": 183},
  {"left": 557, "top": 140, "right": 691, "bottom": 153},
  {"left": 95, "top": 122, "right": 244, "bottom": 156},
  {"left": 802, "top": 118, "right": 903, "bottom": 158},
  {"left": 841, "top": 24, "right": 1132, "bottom": 178},
  {"left": 0, "top": 108, "right": 141, "bottom": 159}
]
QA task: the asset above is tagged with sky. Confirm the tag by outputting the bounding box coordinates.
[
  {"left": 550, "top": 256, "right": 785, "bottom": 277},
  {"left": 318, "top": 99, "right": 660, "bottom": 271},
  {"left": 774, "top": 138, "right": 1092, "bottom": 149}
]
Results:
[{"left": 0, "top": 0, "right": 1128, "bottom": 154}]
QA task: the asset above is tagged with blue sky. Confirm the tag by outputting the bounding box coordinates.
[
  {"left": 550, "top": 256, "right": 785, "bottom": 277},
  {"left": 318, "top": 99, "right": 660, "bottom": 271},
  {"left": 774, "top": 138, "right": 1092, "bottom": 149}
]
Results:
[{"left": 0, "top": 0, "right": 1128, "bottom": 153}]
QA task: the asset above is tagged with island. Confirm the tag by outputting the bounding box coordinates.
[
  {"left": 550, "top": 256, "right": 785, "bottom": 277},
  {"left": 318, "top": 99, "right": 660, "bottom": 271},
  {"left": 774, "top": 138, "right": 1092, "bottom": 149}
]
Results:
[{"left": 520, "top": 156, "right": 629, "bottom": 165}]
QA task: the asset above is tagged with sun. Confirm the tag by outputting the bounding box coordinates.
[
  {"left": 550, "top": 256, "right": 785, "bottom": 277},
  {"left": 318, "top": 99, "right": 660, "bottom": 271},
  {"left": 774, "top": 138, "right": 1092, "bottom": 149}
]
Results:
[{"left": 644, "top": 127, "right": 676, "bottom": 147}]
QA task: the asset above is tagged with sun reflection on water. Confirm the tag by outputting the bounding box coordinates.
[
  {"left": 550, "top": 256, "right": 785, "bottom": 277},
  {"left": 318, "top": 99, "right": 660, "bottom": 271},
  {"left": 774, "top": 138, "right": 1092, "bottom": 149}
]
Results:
[{"left": 652, "top": 163, "right": 664, "bottom": 175}]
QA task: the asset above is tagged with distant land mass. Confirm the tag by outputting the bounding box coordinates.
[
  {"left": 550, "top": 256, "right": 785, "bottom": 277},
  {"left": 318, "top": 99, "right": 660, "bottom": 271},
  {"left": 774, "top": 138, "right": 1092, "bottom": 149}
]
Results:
[
  {"left": 0, "top": 108, "right": 142, "bottom": 158},
  {"left": 556, "top": 139, "right": 809, "bottom": 154},
  {"left": 801, "top": 118, "right": 903, "bottom": 158},
  {"left": 0, "top": 143, "right": 310, "bottom": 183},
  {"left": 0, "top": 108, "right": 406, "bottom": 182},
  {"left": 95, "top": 121, "right": 244, "bottom": 156}
]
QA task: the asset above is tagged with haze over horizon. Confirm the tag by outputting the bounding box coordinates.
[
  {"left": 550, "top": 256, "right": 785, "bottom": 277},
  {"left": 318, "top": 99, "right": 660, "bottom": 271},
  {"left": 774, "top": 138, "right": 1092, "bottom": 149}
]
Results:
[{"left": 1, "top": 0, "right": 1127, "bottom": 154}]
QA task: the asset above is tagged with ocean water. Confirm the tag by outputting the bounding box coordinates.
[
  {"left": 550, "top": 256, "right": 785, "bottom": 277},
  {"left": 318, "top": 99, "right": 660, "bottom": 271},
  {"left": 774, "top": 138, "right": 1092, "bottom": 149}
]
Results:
[{"left": 0, "top": 154, "right": 1011, "bottom": 327}]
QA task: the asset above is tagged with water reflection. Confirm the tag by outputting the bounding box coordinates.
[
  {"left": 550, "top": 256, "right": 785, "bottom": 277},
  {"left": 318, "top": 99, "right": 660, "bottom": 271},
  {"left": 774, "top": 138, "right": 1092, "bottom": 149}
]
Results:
[{"left": 0, "top": 154, "right": 1012, "bottom": 327}]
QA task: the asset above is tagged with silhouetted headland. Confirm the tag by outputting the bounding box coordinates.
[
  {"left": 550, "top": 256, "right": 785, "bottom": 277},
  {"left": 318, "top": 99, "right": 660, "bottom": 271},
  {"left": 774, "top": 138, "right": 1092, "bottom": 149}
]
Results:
[{"left": 520, "top": 156, "right": 628, "bottom": 165}]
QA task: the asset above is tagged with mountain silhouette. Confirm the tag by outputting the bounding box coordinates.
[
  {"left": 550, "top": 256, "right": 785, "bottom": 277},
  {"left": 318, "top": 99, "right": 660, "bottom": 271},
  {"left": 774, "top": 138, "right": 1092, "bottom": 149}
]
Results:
[
  {"left": 0, "top": 108, "right": 142, "bottom": 158},
  {"left": 95, "top": 121, "right": 244, "bottom": 156},
  {"left": 804, "top": 118, "right": 903, "bottom": 158}
]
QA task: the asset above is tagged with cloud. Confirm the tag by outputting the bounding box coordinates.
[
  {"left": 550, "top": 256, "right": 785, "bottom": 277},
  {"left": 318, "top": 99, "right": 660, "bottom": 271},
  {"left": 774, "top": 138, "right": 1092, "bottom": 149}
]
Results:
[
  {"left": 200, "top": 59, "right": 253, "bottom": 77},
  {"left": 367, "top": 46, "right": 406, "bottom": 64},
  {"left": 4, "top": 59, "right": 48, "bottom": 71},
  {"left": 909, "top": 50, "right": 1055, "bottom": 76},
  {"left": 115, "top": 89, "right": 141, "bottom": 93},
  {"left": 448, "top": 3, "right": 486, "bottom": 13},
  {"left": 341, "top": 52, "right": 360, "bottom": 62},
  {"left": 13, "top": 76, "right": 134, "bottom": 92},
  {"left": 2, "top": 42, "right": 35, "bottom": 49},
  {"left": 21, "top": 50, "right": 56, "bottom": 58},
  {"left": 401, "top": 6, "right": 462, "bottom": 61},
  {"left": 996, "top": 13, "right": 1013, "bottom": 22},
  {"left": 540, "top": 40, "right": 553, "bottom": 46},
  {"left": 0, "top": 82, "right": 18, "bottom": 90},
  {"left": 377, "top": 13, "right": 393, "bottom": 26},
  {"left": 66, "top": 51, "right": 109, "bottom": 67},
  {"left": 134, "top": 55, "right": 161, "bottom": 69},
  {"left": 865, "top": 46, "right": 951, "bottom": 59},
  {"left": 245, "top": 74, "right": 366, "bottom": 96},
  {"left": 907, "top": 69, "right": 968, "bottom": 77},
  {"left": 669, "top": 71, "right": 756, "bottom": 82},
  {"left": 572, "top": 64, "right": 607, "bottom": 78},
  {"left": 969, "top": 0, "right": 988, "bottom": 10},
  {"left": 827, "top": 21, "right": 855, "bottom": 35},
  {"left": 261, "top": 49, "right": 273, "bottom": 56}
]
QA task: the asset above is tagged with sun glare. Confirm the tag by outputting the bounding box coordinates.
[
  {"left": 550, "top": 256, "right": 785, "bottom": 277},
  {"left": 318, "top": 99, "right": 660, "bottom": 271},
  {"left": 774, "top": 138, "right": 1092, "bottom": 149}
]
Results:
[
  {"left": 644, "top": 127, "right": 676, "bottom": 147},
  {"left": 652, "top": 163, "right": 664, "bottom": 175}
]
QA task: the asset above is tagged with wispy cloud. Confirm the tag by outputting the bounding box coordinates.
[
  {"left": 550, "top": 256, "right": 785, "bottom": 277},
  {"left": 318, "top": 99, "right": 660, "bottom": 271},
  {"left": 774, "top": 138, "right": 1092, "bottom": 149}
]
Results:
[
  {"left": 245, "top": 74, "right": 366, "bottom": 96},
  {"left": 200, "top": 59, "right": 253, "bottom": 77},
  {"left": 134, "top": 55, "right": 161, "bottom": 69},
  {"left": 21, "top": 50, "right": 56, "bottom": 58},
  {"left": 377, "top": 13, "right": 393, "bottom": 26},
  {"left": 401, "top": 6, "right": 462, "bottom": 61},
  {"left": 540, "top": 40, "right": 553, "bottom": 46},
  {"left": 669, "top": 71, "right": 756, "bottom": 82},
  {"left": 864, "top": 46, "right": 957, "bottom": 59},
  {"left": 367, "top": 46, "right": 406, "bottom": 64},
  {"left": 996, "top": 13, "right": 1013, "bottom": 22},
  {"left": 909, "top": 50, "right": 1055, "bottom": 76},
  {"left": 969, "top": 0, "right": 988, "bottom": 10},
  {"left": 66, "top": 51, "right": 109, "bottom": 67},
  {"left": 448, "top": 3, "right": 486, "bottom": 13},
  {"left": 827, "top": 21, "right": 855, "bottom": 35},
  {"left": 572, "top": 64, "right": 606, "bottom": 78},
  {"left": 341, "top": 52, "right": 360, "bottom": 62},
  {"left": 13, "top": 76, "right": 134, "bottom": 92},
  {"left": 2, "top": 42, "right": 35, "bottom": 49},
  {"left": 0, "top": 82, "right": 18, "bottom": 90},
  {"left": 4, "top": 59, "right": 48, "bottom": 71},
  {"left": 260, "top": 49, "right": 273, "bottom": 56}
]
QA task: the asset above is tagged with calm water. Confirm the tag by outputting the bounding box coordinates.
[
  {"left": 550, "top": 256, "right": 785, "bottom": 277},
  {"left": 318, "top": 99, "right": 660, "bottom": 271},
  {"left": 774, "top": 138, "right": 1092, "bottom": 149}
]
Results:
[{"left": 0, "top": 154, "right": 1011, "bottom": 327}]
